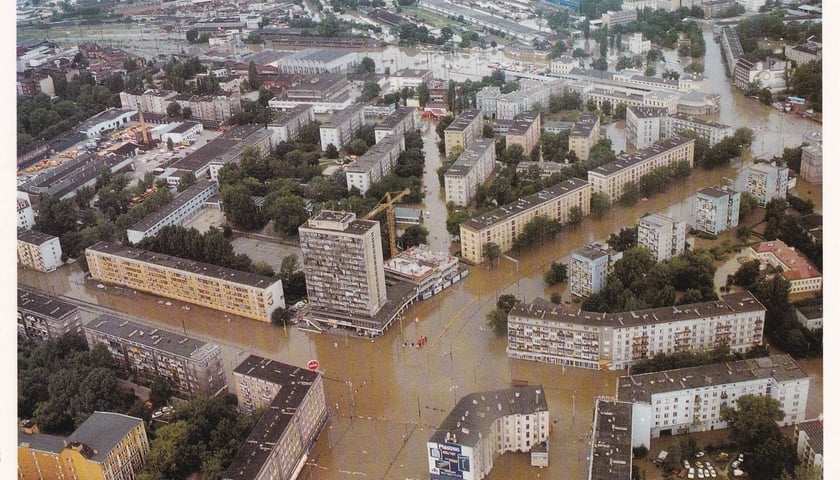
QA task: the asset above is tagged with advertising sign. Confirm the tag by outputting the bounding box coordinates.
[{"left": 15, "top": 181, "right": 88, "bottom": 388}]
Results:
[{"left": 429, "top": 443, "right": 471, "bottom": 479}]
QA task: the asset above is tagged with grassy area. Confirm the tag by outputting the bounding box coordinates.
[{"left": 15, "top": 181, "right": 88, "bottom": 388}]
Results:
[{"left": 400, "top": 6, "right": 461, "bottom": 29}]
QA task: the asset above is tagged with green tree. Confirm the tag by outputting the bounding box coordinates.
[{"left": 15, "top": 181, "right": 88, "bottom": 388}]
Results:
[
  {"left": 417, "top": 82, "right": 430, "bottom": 107},
  {"left": 248, "top": 61, "right": 259, "bottom": 90},
  {"left": 591, "top": 192, "right": 611, "bottom": 219},
  {"left": 568, "top": 206, "right": 584, "bottom": 226},
  {"left": 356, "top": 57, "right": 376, "bottom": 73},
  {"left": 486, "top": 308, "right": 508, "bottom": 336},
  {"left": 497, "top": 294, "right": 519, "bottom": 313},
  {"left": 35, "top": 195, "right": 79, "bottom": 237},
  {"left": 358, "top": 81, "right": 382, "bottom": 103},
  {"left": 400, "top": 225, "right": 428, "bottom": 248},
  {"left": 148, "top": 376, "right": 173, "bottom": 409},
  {"left": 446, "top": 210, "right": 470, "bottom": 236},
  {"left": 177, "top": 172, "right": 197, "bottom": 192},
  {"left": 271, "top": 307, "right": 293, "bottom": 326},
  {"left": 347, "top": 138, "right": 369, "bottom": 155},
  {"left": 221, "top": 184, "right": 264, "bottom": 231},
  {"left": 544, "top": 261, "right": 568, "bottom": 285},
  {"left": 325, "top": 143, "right": 339, "bottom": 159},
  {"left": 483, "top": 242, "right": 501, "bottom": 267}
]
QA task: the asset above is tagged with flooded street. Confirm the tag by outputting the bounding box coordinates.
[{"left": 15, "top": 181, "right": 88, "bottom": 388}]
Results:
[{"left": 17, "top": 19, "right": 822, "bottom": 480}]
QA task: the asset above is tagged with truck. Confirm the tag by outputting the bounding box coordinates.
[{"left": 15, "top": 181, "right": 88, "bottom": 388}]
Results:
[{"left": 655, "top": 450, "right": 668, "bottom": 467}]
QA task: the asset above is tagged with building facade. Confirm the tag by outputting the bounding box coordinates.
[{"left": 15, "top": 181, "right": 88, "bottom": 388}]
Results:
[
  {"left": 638, "top": 213, "right": 686, "bottom": 262},
  {"left": 126, "top": 180, "right": 219, "bottom": 244},
  {"left": 569, "top": 243, "right": 623, "bottom": 298},
  {"left": 507, "top": 292, "right": 766, "bottom": 370},
  {"left": 444, "top": 110, "right": 484, "bottom": 158},
  {"left": 617, "top": 355, "right": 809, "bottom": 439},
  {"left": 588, "top": 136, "right": 695, "bottom": 203},
  {"left": 17, "top": 289, "right": 82, "bottom": 343},
  {"left": 693, "top": 185, "right": 740, "bottom": 235},
  {"left": 799, "top": 143, "right": 822, "bottom": 184},
  {"left": 740, "top": 161, "right": 788, "bottom": 207},
  {"left": 626, "top": 106, "right": 666, "bottom": 150},
  {"left": 748, "top": 240, "right": 822, "bottom": 294},
  {"left": 85, "top": 242, "right": 285, "bottom": 321},
  {"left": 504, "top": 112, "right": 541, "bottom": 157},
  {"left": 223, "top": 356, "right": 328, "bottom": 480},
  {"left": 18, "top": 229, "right": 62, "bottom": 273},
  {"left": 444, "top": 138, "right": 497, "bottom": 207},
  {"left": 319, "top": 104, "right": 364, "bottom": 151},
  {"left": 794, "top": 305, "right": 822, "bottom": 331},
  {"left": 267, "top": 104, "right": 315, "bottom": 144},
  {"left": 627, "top": 32, "right": 651, "bottom": 55},
  {"left": 569, "top": 113, "right": 601, "bottom": 161},
  {"left": 662, "top": 114, "right": 731, "bottom": 146},
  {"left": 373, "top": 106, "right": 416, "bottom": 143},
  {"left": 795, "top": 419, "right": 823, "bottom": 472},
  {"left": 17, "top": 192, "right": 35, "bottom": 230},
  {"left": 427, "top": 386, "right": 549, "bottom": 480},
  {"left": 84, "top": 315, "right": 226, "bottom": 398},
  {"left": 345, "top": 133, "right": 406, "bottom": 194},
  {"left": 460, "top": 178, "right": 591, "bottom": 264},
  {"left": 299, "top": 211, "right": 387, "bottom": 318},
  {"left": 18, "top": 412, "right": 149, "bottom": 480}
]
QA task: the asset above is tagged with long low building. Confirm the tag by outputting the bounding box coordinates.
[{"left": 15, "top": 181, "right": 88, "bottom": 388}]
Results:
[
  {"left": 459, "top": 178, "right": 591, "bottom": 264},
  {"left": 84, "top": 315, "right": 226, "bottom": 398},
  {"left": 345, "top": 133, "right": 405, "bottom": 194},
  {"left": 616, "top": 355, "right": 809, "bottom": 440},
  {"left": 507, "top": 292, "right": 766, "bottom": 370},
  {"left": 126, "top": 180, "right": 219, "bottom": 244},
  {"left": 85, "top": 242, "right": 285, "bottom": 322},
  {"left": 588, "top": 136, "right": 695, "bottom": 203},
  {"left": 427, "top": 386, "right": 549, "bottom": 480}
]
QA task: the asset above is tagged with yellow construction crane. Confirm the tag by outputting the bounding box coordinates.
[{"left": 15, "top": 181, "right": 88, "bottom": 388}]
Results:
[{"left": 364, "top": 188, "right": 411, "bottom": 259}]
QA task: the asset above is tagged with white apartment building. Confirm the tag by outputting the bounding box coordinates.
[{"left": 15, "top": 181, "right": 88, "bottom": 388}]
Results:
[
  {"left": 495, "top": 80, "right": 565, "bottom": 120},
  {"left": 693, "top": 185, "right": 740, "bottom": 235},
  {"left": 507, "top": 291, "right": 766, "bottom": 370},
  {"left": 504, "top": 112, "right": 541, "bottom": 157},
  {"left": 444, "top": 110, "right": 484, "bottom": 158},
  {"left": 267, "top": 104, "right": 315, "bottom": 144},
  {"left": 299, "top": 210, "right": 387, "bottom": 318},
  {"left": 373, "top": 106, "right": 416, "bottom": 143},
  {"left": 319, "top": 104, "right": 365, "bottom": 151},
  {"left": 663, "top": 114, "right": 731, "bottom": 146},
  {"left": 476, "top": 87, "right": 501, "bottom": 118},
  {"left": 617, "top": 355, "right": 809, "bottom": 440},
  {"left": 794, "top": 305, "right": 822, "bottom": 331},
  {"left": 345, "top": 133, "right": 405, "bottom": 194},
  {"left": 795, "top": 419, "right": 823, "bottom": 472},
  {"left": 735, "top": 0, "right": 766, "bottom": 12},
  {"left": 460, "top": 178, "right": 591, "bottom": 264},
  {"left": 86, "top": 242, "right": 285, "bottom": 322},
  {"left": 444, "top": 138, "right": 497, "bottom": 207},
  {"left": 126, "top": 180, "right": 219, "bottom": 244},
  {"left": 387, "top": 69, "right": 431, "bottom": 93},
  {"left": 626, "top": 106, "right": 666, "bottom": 150},
  {"left": 17, "top": 191, "right": 35, "bottom": 230},
  {"left": 17, "top": 229, "right": 62, "bottom": 273},
  {"left": 799, "top": 143, "right": 821, "bottom": 185},
  {"left": 588, "top": 136, "right": 695, "bottom": 203},
  {"left": 569, "top": 243, "right": 623, "bottom": 298},
  {"left": 427, "top": 386, "right": 549, "bottom": 480},
  {"left": 549, "top": 56, "right": 578, "bottom": 75},
  {"left": 739, "top": 161, "right": 788, "bottom": 207},
  {"left": 627, "top": 32, "right": 651, "bottom": 55},
  {"left": 569, "top": 113, "right": 601, "bottom": 161},
  {"left": 119, "top": 89, "right": 176, "bottom": 115},
  {"left": 638, "top": 212, "right": 686, "bottom": 262}
]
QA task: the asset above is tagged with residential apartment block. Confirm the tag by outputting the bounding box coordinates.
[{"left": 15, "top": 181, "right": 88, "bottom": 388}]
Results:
[
  {"left": 638, "top": 213, "right": 686, "bottom": 262},
  {"left": 85, "top": 242, "right": 285, "bottom": 321},
  {"left": 427, "top": 386, "right": 549, "bottom": 480},
  {"left": 569, "top": 243, "right": 623, "bottom": 298},
  {"left": 627, "top": 32, "right": 651, "bottom": 55},
  {"left": 507, "top": 292, "right": 766, "bottom": 370},
  {"left": 444, "top": 138, "right": 497, "bottom": 207},
  {"left": 626, "top": 106, "right": 666, "bottom": 150},
  {"left": 693, "top": 185, "right": 740, "bottom": 235},
  {"left": 748, "top": 240, "right": 822, "bottom": 294},
  {"left": 495, "top": 80, "right": 565, "bottom": 120},
  {"left": 569, "top": 113, "right": 600, "bottom": 161},
  {"left": 17, "top": 289, "right": 82, "bottom": 343},
  {"left": 269, "top": 74, "right": 353, "bottom": 113},
  {"left": 444, "top": 109, "right": 483, "bottom": 158},
  {"left": 387, "top": 68, "right": 431, "bottom": 92},
  {"left": 794, "top": 305, "right": 822, "bottom": 331},
  {"left": 299, "top": 210, "right": 387, "bottom": 318},
  {"left": 374, "top": 106, "right": 416, "bottom": 143},
  {"left": 795, "top": 418, "right": 823, "bottom": 472},
  {"left": 345, "top": 133, "right": 405, "bottom": 194},
  {"left": 18, "top": 412, "right": 149, "bottom": 480},
  {"left": 460, "top": 178, "right": 591, "bottom": 264},
  {"left": 18, "top": 229, "right": 62, "bottom": 273},
  {"left": 267, "top": 104, "right": 315, "bottom": 144},
  {"left": 224, "top": 355, "right": 328, "bottom": 480},
  {"left": 588, "top": 399, "right": 634, "bottom": 480},
  {"left": 740, "top": 161, "right": 788, "bottom": 207},
  {"left": 601, "top": 9, "right": 637, "bottom": 27},
  {"left": 126, "top": 180, "right": 219, "bottom": 244},
  {"left": 319, "top": 104, "right": 364, "bottom": 151},
  {"left": 17, "top": 192, "right": 35, "bottom": 230},
  {"left": 169, "top": 124, "right": 272, "bottom": 180},
  {"left": 617, "top": 355, "right": 809, "bottom": 440},
  {"left": 734, "top": 57, "right": 788, "bottom": 93},
  {"left": 800, "top": 143, "right": 822, "bottom": 184},
  {"left": 588, "top": 136, "right": 695, "bottom": 203},
  {"left": 84, "top": 315, "right": 226, "bottom": 398},
  {"left": 663, "top": 114, "right": 731, "bottom": 146},
  {"left": 549, "top": 56, "right": 578, "bottom": 75},
  {"left": 504, "top": 112, "right": 541, "bottom": 157}
]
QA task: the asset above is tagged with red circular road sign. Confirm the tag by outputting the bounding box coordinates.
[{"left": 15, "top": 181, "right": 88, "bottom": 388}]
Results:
[{"left": 307, "top": 360, "right": 319, "bottom": 370}]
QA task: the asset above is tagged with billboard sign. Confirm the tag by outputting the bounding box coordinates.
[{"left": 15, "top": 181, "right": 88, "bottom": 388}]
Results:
[{"left": 428, "top": 442, "right": 471, "bottom": 479}]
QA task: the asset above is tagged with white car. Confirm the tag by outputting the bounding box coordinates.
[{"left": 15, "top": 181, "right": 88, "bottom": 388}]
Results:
[{"left": 687, "top": 468, "right": 695, "bottom": 479}]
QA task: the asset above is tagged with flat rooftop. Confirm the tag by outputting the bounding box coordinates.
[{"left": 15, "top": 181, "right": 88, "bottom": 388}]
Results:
[
  {"left": 87, "top": 241, "right": 281, "bottom": 289},
  {"left": 375, "top": 106, "right": 415, "bottom": 131},
  {"left": 589, "top": 400, "right": 633, "bottom": 480},
  {"left": 573, "top": 243, "right": 617, "bottom": 261},
  {"left": 462, "top": 178, "right": 590, "bottom": 231},
  {"left": 444, "top": 109, "right": 482, "bottom": 133},
  {"left": 18, "top": 228, "right": 57, "bottom": 245},
  {"left": 445, "top": 138, "right": 495, "bottom": 177},
  {"left": 506, "top": 112, "right": 539, "bottom": 137},
  {"left": 616, "top": 355, "right": 808, "bottom": 403},
  {"left": 85, "top": 314, "right": 221, "bottom": 361},
  {"left": 429, "top": 386, "right": 548, "bottom": 447},
  {"left": 589, "top": 136, "right": 694, "bottom": 177},
  {"left": 128, "top": 180, "right": 217, "bottom": 233},
  {"left": 570, "top": 113, "right": 599, "bottom": 137},
  {"left": 510, "top": 291, "right": 766, "bottom": 329},
  {"left": 17, "top": 289, "right": 78, "bottom": 320},
  {"left": 628, "top": 106, "right": 666, "bottom": 118},
  {"left": 321, "top": 103, "right": 363, "bottom": 127}
]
